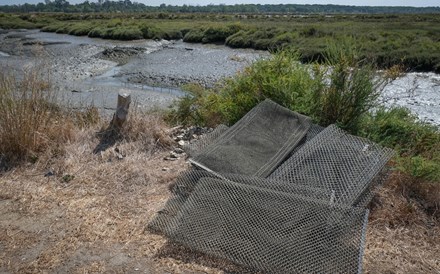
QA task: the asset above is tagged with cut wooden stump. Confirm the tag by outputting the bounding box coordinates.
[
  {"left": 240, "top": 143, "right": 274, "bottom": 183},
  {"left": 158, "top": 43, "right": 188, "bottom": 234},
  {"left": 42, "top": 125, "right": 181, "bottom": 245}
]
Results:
[{"left": 111, "top": 92, "right": 131, "bottom": 131}]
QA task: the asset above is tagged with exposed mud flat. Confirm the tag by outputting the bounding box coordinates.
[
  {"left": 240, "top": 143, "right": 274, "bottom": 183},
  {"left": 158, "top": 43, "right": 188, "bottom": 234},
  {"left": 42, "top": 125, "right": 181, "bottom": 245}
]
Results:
[
  {"left": 381, "top": 73, "right": 440, "bottom": 126},
  {"left": 117, "top": 41, "right": 266, "bottom": 88},
  {"left": 0, "top": 29, "right": 267, "bottom": 114},
  {"left": 0, "top": 29, "right": 439, "bottom": 126}
]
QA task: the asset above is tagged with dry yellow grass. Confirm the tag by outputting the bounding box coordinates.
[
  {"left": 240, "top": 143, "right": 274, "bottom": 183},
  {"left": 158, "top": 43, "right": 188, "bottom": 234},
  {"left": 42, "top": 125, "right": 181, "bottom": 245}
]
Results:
[
  {"left": 364, "top": 172, "right": 440, "bottom": 274},
  {"left": 0, "top": 111, "right": 439, "bottom": 273},
  {"left": 0, "top": 112, "right": 224, "bottom": 274}
]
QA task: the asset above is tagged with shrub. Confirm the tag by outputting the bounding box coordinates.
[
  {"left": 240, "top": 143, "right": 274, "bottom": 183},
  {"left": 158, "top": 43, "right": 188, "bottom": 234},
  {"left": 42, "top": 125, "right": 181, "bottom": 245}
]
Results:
[
  {"left": 111, "top": 27, "right": 143, "bottom": 40},
  {"left": 360, "top": 107, "right": 440, "bottom": 182},
  {"left": 67, "top": 23, "right": 95, "bottom": 36},
  {"left": 311, "top": 38, "right": 385, "bottom": 133},
  {"left": 183, "top": 28, "right": 205, "bottom": 43},
  {"left": 87, "top": 27, "right": 106, "bottom": 38},
  {"left": 169, "top": 50, "right": 320, "bottom": 126},
  {"left": 200, "top": 24, "right": 242, "bottom": 44},
  {"left": 360, "top": 107, "right": 440, "bottom": 157},
  {"left": 0, "top": 15, "right": 36, "bottom": 29},
  {"left": 167, "top": 83, "right": 213, "bottom": 126},
  {"left": 170, "top": 39, "right": 385, "bottom": 134},
  {"left": 140, "top": 25, "right": 165, "bottom": 40},
  {"left": 41, "top": 24, "right": 63, "bottom": 33},
  {"left": 225, "top": 30, "right": 253, "bottom": 48},
  {"left": 163, "top": 29, "right": 183, "bottom": 40}
]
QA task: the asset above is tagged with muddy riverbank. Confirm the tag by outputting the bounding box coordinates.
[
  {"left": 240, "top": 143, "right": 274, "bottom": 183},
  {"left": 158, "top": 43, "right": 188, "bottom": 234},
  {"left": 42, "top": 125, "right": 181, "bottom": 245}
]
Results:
[
  {"left": 0, "top": 29, "right": 268, "bottom": 113},
  {"left": 0, "top": 29, "right": 439, "bottom": 126}
]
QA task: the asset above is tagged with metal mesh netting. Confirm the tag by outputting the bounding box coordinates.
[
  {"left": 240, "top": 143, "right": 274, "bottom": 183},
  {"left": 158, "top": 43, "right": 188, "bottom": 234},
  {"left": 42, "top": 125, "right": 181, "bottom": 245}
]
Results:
[
  {"left": 185, "top": 123, "right": 325, "bottom": 162},
  {"left": 190, "top": 99, "right": 311, "bottom": 177},
  {"left": 269, "top": 124, "right": 394, "bottom": 206},
  {"left": 149, "top": 169, "right": 334, "bottom": 235},
  {"left": 149, "top": 177, "right": 369, "bottom": 274},
  {"left": 150, "top": 100, "right": 393, "bottom": 273},
  {"left": 184, "top": 124, "right": 229, "bottom": 158}
]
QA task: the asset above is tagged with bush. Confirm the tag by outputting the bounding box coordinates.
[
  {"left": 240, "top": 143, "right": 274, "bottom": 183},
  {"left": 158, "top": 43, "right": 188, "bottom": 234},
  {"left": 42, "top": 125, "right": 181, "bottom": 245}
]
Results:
[
  {"left": 86, "top": 26, "right": 143, "bottom": 40},
  {"left": 0, "top": 15, "right": 36, "bottom": 29},
  {"left": 41, "top": 24, "right": 63, "bottom": 33},
  {"left": 360, "top": 107, "right": 440, "bottom": 182},
  {"left": 360, "top": 107, "right": 440, "bottom": 156},
  {"left": 312, "top": 38, "right": 385, "bottom": 133},
  {"left": 163, "top": 29, "right": 183, "bottom": 40},
  {"left": 140, "top": 25, "right": 165, "bottom": 40},
  {"left": 169, "top": 50, "right": 320, "bottom": 126},
  {"left": 183, "top": 28, "right": 205, "bottom": 43},
  {"left": 225, "top": 30, "right": 253, "bottom": 48},
  {"left": 167, "top": 83, "right": 227, "bottom": 127},
  {"left": 200, "top": 24, "right": 242, "bottom": 44},
  {"left": 170, "top": 39, "right": 384, "bottom": 134},
  {"left": 67, "top": 23, "right": 94, "bottom": 36},
  {"left": 111, "top": 27, "right": 143, "bottom": 40}
]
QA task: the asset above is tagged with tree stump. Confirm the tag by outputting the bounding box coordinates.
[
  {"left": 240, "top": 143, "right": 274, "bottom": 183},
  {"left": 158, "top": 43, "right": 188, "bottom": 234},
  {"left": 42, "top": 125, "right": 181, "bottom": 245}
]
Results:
[{"left": 110, "top": 92, "right": 131, "bottom": 131}]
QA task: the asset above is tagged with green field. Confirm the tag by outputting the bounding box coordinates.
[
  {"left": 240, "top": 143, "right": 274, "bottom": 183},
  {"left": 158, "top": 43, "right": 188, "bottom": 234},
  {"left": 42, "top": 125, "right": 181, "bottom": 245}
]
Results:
[{"left": 1, "top": 12, "right": 439, "bottom": 72}]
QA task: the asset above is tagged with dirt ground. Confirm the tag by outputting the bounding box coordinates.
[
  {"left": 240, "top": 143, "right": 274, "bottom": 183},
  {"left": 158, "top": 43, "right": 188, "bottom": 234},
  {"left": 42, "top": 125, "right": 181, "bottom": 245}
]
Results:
[{"left": 0, "top": 118, "right": 438, "bottom": 274}]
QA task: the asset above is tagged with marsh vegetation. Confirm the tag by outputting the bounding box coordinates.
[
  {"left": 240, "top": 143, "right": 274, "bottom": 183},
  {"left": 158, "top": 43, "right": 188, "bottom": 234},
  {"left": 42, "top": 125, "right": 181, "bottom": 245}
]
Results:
[{"left": 1, "top": 12, "right": 439, "bottom": 72}]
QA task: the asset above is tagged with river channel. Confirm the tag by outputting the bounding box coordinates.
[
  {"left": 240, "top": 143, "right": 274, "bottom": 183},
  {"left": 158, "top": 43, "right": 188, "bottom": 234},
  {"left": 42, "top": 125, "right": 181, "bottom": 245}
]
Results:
[{"left": 0, "top": 29, "right": 439, "bottom": 127}]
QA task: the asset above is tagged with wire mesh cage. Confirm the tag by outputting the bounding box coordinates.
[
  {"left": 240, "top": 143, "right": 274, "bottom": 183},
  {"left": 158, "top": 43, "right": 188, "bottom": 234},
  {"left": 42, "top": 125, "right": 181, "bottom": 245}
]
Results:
[
  {"left": 150, "top": 100, "right": 394, "bottom": 273},
  {"left": 269, "top": 124, "right": 394, "bottom": 206},
  {"left": 149, "top": 176, "right": 369, "bottom": 273}
]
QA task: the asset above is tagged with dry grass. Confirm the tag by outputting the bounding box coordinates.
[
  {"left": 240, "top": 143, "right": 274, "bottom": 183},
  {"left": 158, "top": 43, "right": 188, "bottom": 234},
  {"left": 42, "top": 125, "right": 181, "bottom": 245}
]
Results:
[
  {"left": 0, "top": 68, "right": 74, "bottom": 168},
  {"left": 364, "top": 171, "right": 440, "bottom": 274},
  {"left": 0, "top": 110, "right": 227, "bottom": 273},
  {"left": 0, "top": 99, "right": 439, "bottom": 273}
]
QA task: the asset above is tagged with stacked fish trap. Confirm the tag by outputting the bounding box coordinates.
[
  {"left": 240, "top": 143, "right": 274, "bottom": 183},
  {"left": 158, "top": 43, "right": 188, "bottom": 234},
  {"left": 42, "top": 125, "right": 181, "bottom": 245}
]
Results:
[{"left": 149, "top": 99, "right": 394, "bottom": 273}]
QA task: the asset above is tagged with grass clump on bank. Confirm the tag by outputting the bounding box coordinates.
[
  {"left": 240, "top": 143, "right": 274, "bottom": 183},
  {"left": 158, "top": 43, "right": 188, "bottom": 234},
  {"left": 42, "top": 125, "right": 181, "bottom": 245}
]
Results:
[
  {"left": 0, "top": 69, "right": 73, "bottom": 168},
  {"left": 0, "top": 68, "right": 173, "bottom": 171},
  {"left": 171, "top": 40, "right": 384, "bottom": 134},
  {"left": 360, "top": 106, "right": 440, "bottom": 182}
]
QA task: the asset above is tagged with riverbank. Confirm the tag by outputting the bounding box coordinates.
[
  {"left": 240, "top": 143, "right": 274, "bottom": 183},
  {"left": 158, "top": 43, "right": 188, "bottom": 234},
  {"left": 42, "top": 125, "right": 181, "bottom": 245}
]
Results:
[
  {"left": 1, "top": 29, "right": 439, "bottom": 126},
  {"left": 0, "top": 29, "right": 268, "bottom": 114},
  {"left": 1, "top": 13, "right": 439, "bottom": 73}
]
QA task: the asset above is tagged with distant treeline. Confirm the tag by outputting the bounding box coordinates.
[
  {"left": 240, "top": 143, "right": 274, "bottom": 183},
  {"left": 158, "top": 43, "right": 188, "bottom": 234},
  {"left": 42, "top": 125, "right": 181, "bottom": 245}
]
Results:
[{"left": 0, "top": 0, "right": 439, "bottom": 14}]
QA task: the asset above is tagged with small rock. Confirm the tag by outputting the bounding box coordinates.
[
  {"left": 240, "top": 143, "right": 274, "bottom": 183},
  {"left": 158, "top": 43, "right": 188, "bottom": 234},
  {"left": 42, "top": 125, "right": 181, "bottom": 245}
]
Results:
[
  {"left": 44, "top": 170, "right": 55, "bottom": 177},
  {"left": 177, "top": 140, "right": 185, "bottom": 147},
  {"left": 162, "top": 167, "right": 169, "bottom": 171},
  {"left": 174, "top": 148, "right": 184, "bottom": 154},
  {"left": 169, "top": 152, "right": 179, "bottom": 158},
  {"left": 164, "top": 157, "right": 178, "bottom": 161}
]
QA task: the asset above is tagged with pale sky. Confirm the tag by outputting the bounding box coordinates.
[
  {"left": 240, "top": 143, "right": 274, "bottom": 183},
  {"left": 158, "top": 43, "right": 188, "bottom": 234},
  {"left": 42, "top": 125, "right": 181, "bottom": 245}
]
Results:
[{"left": 0, "top": 0, "right": 439, "bottom": 7}]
